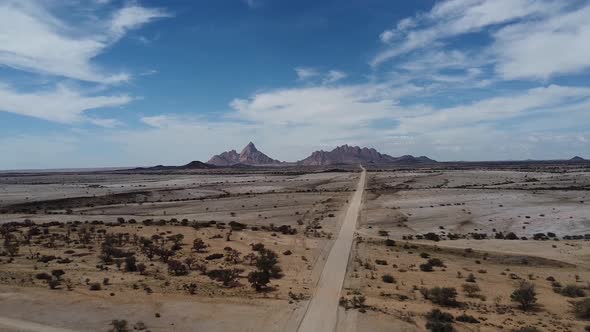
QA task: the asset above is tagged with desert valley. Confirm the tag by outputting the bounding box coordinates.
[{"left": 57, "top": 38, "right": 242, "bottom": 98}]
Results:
[
  {"left": 0, "top": 143, "right": 589, "bottom": 332},
  {"left": 4, "top": 1, "right": 590, "bottom": 331}
]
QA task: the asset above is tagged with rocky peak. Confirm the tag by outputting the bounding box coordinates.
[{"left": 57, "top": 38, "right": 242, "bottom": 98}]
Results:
[
  {"left": 241, "top": 142, "right": 258, "bottom": 155},
  {"left": 208, "top": 142, "right": 281, "bottom": 166}
]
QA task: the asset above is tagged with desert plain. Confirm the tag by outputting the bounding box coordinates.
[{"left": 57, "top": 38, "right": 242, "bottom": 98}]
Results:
[{"left": 0, "top": 164, "right": 589, "bottom": 332}]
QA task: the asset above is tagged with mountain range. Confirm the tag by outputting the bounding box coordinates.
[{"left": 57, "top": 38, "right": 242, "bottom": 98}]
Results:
[
  {"left": 137, "top": 142, "right": 587, "bottom": 170},
  {"left": 206, "top": 142, "right": 435, "bottom": 167}
]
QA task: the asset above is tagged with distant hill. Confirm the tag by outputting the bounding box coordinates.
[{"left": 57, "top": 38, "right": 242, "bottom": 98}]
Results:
[
  {"left": 207, "top": 142, "right": 282, "bottom": 166},
  {"left": 298, "top": 144, "right": 436, "bottom": 166},
  {"left": 181, "top": 161, "right": 218, "bottom": 169},
  {"left": 136, "top": 160, "right": 217, "bottom": 171},
  {"left": 570, "top": 156, "right": 587, "bottom": 162}
]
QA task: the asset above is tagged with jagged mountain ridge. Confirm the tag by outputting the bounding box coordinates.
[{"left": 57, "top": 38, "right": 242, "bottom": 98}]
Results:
[
  {"left": 207, "top": 142, "right": 282, "bottom": 166},
  {"left": 298, "top": 144, "right": 436, "bottom": 166}
]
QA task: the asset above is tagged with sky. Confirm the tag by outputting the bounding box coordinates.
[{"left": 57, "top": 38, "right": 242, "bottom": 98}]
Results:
[{"left": 1, "top": 0, "right": 589, "bottom": 169}]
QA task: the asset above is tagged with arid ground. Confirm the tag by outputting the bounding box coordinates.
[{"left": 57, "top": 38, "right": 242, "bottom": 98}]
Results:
[{"left": 0, "top": 166, "right": 589, "bottom": 331}]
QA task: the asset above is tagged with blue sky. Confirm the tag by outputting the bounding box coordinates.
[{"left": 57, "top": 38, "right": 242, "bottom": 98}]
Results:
[{"left": 1, "top": 0, "right": 589, "bottom": 169}]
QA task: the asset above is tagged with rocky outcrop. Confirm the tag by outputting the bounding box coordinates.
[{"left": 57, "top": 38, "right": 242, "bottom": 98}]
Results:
[
  {"left": 207, "top": 150, "right": 240, "bottom": 166},
  {"left": 207, "top": 142, "right": 282, "bottom": 166},
  {"left": 299, "top": 144, "right": 435, "bottom": 166}
]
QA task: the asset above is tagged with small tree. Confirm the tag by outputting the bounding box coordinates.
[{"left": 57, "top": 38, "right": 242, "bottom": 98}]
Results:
[
  {"left": 248, "top": 271, "right": 270, "bottom": 291},
  {"left": 137, "top": 263, "right": 147, "bottom": 275},
  {"left": 462, "top": 283, "right": 481, "bottom": 297},
  {"left": 428, "top": 258, "right": 444, "bottom": 267},
  {"left": 3, "top": 235, "right": 19, "bottom": 257},
  {"left": 425, "top": 287, "right": 459, "bottom": 307},
  {"left": 511, "top": 281, "right": 537, "bottom": 311},
  {"left": 51, "top": 269, "right": 65, "bottom": 281},
  {"left": 184, "top": 283, "right": 198, "bottom": 295},
  {"left": 207, "top": 268, "right": 243, "bottom": 287},
  {"left": 167, "top": 259, "right": 189, "bottom": 276},
  {"left": 109, "top": 319, "right": 129, "bottom": 332},
  {"left": 425, "top": 309, "right": 455, "bottom": 332},
  {"left": 125, "top": 256, "right": 137, "bottom": 272},
  {"left": 48, "top": 279, "right": 61, "bottom": 290},
  {"left": 570, "top": 298, "right": 590, "bottom": 319},
  {"left": 559, "top": 284, "right": 586, "bottom": 298},
  {"left": 184, "top": 256, "right": 196, "bottom": 270},
  {"left": 420, "top": 263, "right": 434, "bottom": 272},
  {"left": 192, "top": 238, "right": 208, "bottom": 252},
  {"left": 247, "top": 248, "right": 282, "bottom": 291},
  {"left": 225, "top": 248, "right": 242, "bottom": 264},
  {"left": 244, "top": 253, "right": 257, "bottom": 265},
  {"left": 382, "top": 274, "right": 395, "bottom": 283}
]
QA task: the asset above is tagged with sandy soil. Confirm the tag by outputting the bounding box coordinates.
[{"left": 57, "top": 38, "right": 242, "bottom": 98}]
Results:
[
  {"left": 362, "top": 170, "right": 590, "bottom": 238},
  {"left": 1, "top": 167, "right": 589, "bottom": 331},
  {"left": 341, "top": 169, "right": 590, "bottom": 331},
  {"left": 0, "top": 169, "right": 359, "bottom": 331}
]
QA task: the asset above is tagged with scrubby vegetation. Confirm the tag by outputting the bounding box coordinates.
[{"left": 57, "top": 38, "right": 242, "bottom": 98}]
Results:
[{"left": 511, "top": 281, "right": 537, "bottom": 311}]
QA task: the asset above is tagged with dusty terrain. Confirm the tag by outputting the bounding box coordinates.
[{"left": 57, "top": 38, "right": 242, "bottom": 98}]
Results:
[
  {"left": 340, "top": 168, "right": 590, "bottom": 331},
  {"left": 0, "top": 166, "right": 589, "bottom": 331},
  {"left": 0, "top": 169, "right": 358, "bottom": 331}
]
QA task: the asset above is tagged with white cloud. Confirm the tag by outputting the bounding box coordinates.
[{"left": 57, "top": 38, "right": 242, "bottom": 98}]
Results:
[
  {"left": 323, "top": 70, "right": 347, "bottom": 84},
  {"left": 493, "top": 3, "right": 590, "bottom": 80},
  {"left": 243, "top": 0, "right": 261, "bottom": 9},
  {"left": 139, "top": 69, "right": 159, "bottom": 76},
  {"left": 88, "top": 118, "right": 124, "bottom": 128},
  {"left": 371, "top": 0, "right": 564, "bottom": 67},
  {"left": 0, "top": 82, "right": 132, "bottom": 123},
  {"left": 116, "top": 82, "right": 590, "bottom": 164},
  {"left": 109, "top": 5, "right": 170, "bottom": 39},
  {"left": 295, "top": 67, "right": 320, "bottom": 80},
  {"left": 3, "top": 80, "right": 589, "bottom": 168},
  {"left": 0, "top": 1, "right": 169, "bottom": 83},
  {"left": 141, "top": 115, "right": 186, "bottom": 128},
  {"left": 396, "top": 85, "right": 590, "bottom": 133},
  {"left": 229, "top": 83, "right": 411, "bottom": 126},
  {"left": 295, "top": 67, "right": 348, "bottom": 84}
]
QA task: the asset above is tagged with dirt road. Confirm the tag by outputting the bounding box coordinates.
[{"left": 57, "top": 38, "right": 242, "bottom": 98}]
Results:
[{"left": 297, "top": 168, "right": 366, "bottom": 332}]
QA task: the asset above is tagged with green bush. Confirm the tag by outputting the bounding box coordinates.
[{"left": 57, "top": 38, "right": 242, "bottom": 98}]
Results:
[
  {"left": 570, "top": 298, "right": 590, "bottom": 319},
  {"left": 382, "top": 274, "right": 395, "bottom": 283},
  {"left": 511, "top": 327, "right": 540, "bottom": 332},
  {"left": 425, "top": 309, "right": 455, "bottom": 332},
  {"left": 426, "top": 309, "right": 453, "bottom": 322},
  {"left": 559, "top": 284, "right": 586, "bottom": 298},
  {"left": 456, "top": 313, "right": 479, "bottom": 323},
  {"left": 510, "top": 281, "right": 537, "bottom": 311},
  {"left": 375, "top": 259, "right": 388, "bottom": 265},
  {"left": 89, "top": 282, "right": 102, "bottom": 291},
  {"left": 428, "top": 258, "right": 444, "bottom": 267},
  {"left": 462, "top": 283, "right": 481, "bottom": 297},
  {"left": 420, "top": 263, "right": 434, "bottom": 272},
  {"left": 426, "top": 321, "right": 454, "bottom": 332},
  {"left": 425, "top": 287, "right": 459, "bottom": 307}
]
